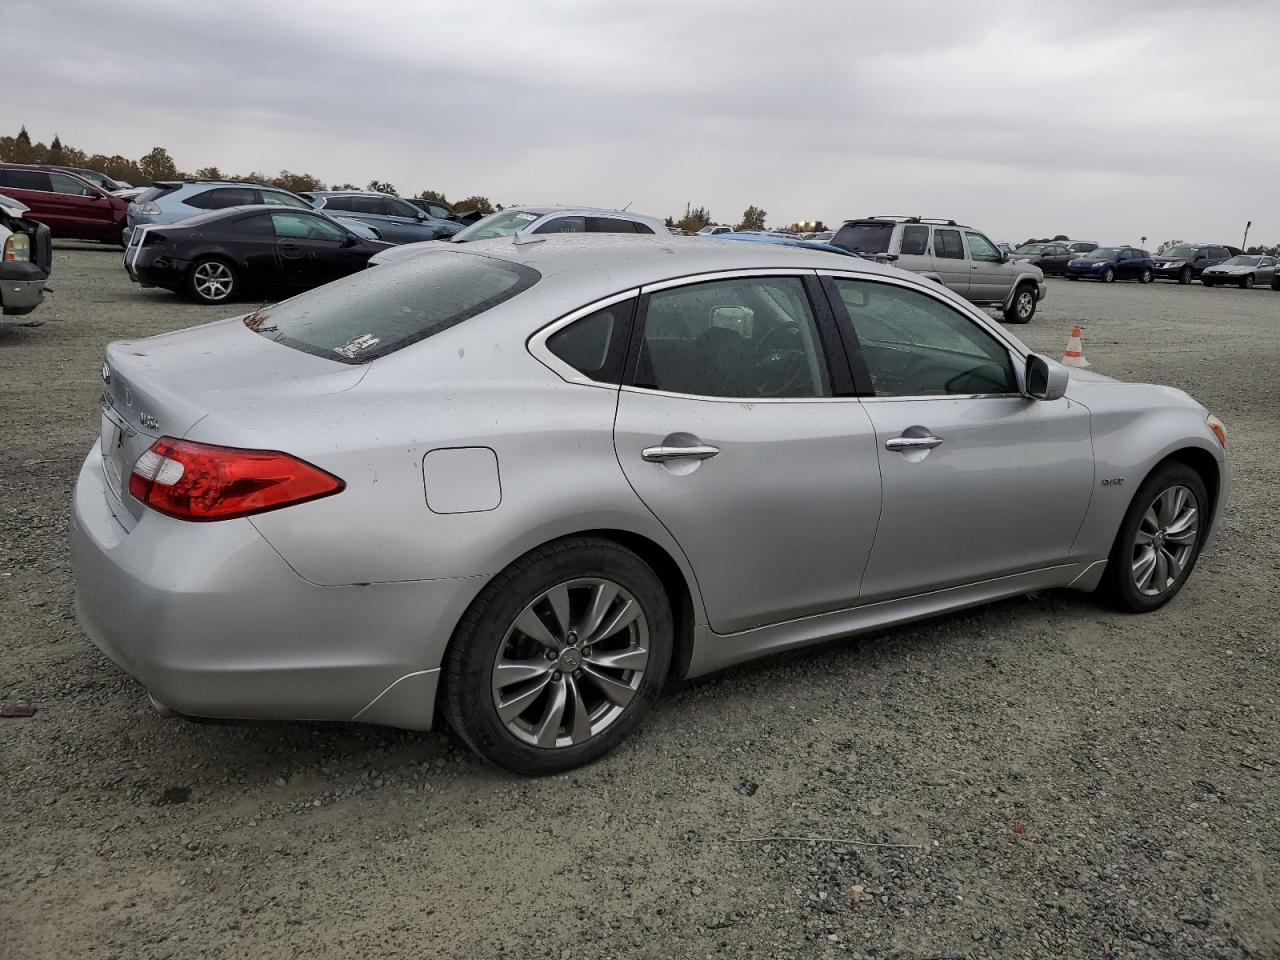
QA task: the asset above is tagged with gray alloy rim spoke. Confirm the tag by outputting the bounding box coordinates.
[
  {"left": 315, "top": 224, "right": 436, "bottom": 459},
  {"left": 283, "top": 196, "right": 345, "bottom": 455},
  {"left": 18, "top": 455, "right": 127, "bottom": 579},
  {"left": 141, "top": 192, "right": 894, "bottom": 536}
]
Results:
[
  {"left": 496, "top": 673, "right": 552, "bottom": 724},
  {"left": 581, "top": 664, "right": 636, "bottom": 708},
  {"left": 1131, "top": 484, "right": 1198, "bottom": 597},
  {"left": 196, "top": 263, "right": 231, "bottom": 299},
  {"left": 532, "top": 679, "right": 567, "bottom": 748},
  {"left": 492, "top": 577, "right": 648, "bottom": 748},
  {"left": 585, "top": 645, "right": 649, "bottom": 673}
]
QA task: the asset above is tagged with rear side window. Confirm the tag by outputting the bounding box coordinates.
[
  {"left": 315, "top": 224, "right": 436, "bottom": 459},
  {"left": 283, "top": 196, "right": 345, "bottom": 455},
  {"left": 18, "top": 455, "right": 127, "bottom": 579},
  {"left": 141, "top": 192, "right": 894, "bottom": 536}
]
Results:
[
  {"left": 534, "top": 216, "right": 587, "bottom": 234},
  {"left": 188, "top": 187, "right": 256, "bottom": 210},
  {"left": 546, "top": 300, "right": 634, "bottom": 383},
  {"left": 933, "top": 229, "right": 964, "bottom": 259},
  {"left": 1208, "top": 247, "right": 1229, "bottom": 259},
  {"left": 321, "top": 196, "right": 355, "bottom": 212},
  {"left": 244, "top": 251, "right": 540, "bottom": 362},
  {"left": 588, "top": 217, "right": 635, "bottom": 233},
  {"left": 899, "top": 224, "right": 929, "bottom": 256},
  {"left": 0, "top": 169, "right": 52, "bottom": 191},
  {"left": 832, "top": 221, "right": 894, "bottom": 254}
]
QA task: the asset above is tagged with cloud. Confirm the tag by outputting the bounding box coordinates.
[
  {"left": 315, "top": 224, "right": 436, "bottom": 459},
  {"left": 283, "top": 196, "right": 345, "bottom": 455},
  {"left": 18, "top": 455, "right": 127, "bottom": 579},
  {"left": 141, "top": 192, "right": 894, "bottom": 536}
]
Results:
[{"left": 6, "top": 0, "right": 1278, "bottom": 242}]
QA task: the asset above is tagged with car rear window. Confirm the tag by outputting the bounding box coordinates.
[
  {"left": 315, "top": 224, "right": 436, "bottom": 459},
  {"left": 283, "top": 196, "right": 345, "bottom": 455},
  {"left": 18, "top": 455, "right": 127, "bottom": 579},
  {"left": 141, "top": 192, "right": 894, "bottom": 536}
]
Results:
[
  {"left": 243, "top": 251, "right": 540, "bottom": 363},
  {"left": 134, "top": 184, "right": 181, "bottom": 203},
  {"left": 832, "top": 221, "right": 894, "bottom": 254}
]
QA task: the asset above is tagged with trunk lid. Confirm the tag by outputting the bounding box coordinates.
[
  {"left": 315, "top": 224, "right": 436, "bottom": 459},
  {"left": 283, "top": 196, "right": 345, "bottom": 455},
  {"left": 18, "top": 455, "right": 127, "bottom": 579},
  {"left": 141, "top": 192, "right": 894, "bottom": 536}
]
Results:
[{"left": 100, "top": 316, "right": 367, "bottom": 527}]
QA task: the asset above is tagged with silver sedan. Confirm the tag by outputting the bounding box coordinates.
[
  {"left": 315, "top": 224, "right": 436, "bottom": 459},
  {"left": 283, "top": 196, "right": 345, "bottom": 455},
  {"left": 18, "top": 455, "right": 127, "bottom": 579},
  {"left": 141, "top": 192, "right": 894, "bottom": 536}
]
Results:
[{"left": 72, "top": 236, "right": 1229, "bottom": 774}]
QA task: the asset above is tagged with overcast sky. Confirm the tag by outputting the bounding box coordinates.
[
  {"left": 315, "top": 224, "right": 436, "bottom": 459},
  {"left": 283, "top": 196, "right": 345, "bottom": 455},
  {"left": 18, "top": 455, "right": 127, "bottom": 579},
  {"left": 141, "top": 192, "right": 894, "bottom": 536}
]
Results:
[{"left": 7, "top": 0, "right": 1278, "bottom": 244}]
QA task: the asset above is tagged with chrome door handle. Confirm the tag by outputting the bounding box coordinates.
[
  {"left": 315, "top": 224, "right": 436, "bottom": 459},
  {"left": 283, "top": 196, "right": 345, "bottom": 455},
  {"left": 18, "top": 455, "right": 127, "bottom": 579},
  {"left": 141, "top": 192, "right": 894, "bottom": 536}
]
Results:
[
  {"left": 885, "top": 435, "right": 944, "bottom": 451},
  {"left": 642, "top": 444, "right": 720, "bottom": 463}
]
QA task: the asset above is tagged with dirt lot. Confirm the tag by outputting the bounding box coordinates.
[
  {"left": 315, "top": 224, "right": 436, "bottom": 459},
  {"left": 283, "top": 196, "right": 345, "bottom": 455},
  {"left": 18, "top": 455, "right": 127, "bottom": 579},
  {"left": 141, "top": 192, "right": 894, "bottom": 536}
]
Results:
[{"left": 2, "top": 245, "right": 1277, "bottom": 960}]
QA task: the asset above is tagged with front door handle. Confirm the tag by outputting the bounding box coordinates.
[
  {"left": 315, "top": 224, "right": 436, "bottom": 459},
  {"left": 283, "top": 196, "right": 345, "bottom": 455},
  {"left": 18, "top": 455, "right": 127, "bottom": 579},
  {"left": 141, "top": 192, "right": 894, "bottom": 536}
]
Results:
[
  {"left": 885, "top": 435, "right": 944, "bottom": 452},
  {"left": 642, "top": 444, "right": 720, "bottom": 463}
]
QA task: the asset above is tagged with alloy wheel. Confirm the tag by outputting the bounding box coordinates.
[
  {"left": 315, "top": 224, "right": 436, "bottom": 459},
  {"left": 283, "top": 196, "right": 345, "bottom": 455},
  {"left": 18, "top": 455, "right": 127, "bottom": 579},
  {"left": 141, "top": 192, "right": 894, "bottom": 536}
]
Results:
[
  {"left": 193, "top": 261, "right": 233, "bottom": 301},
  {"left": 1131, "top": 484, "right": 1199, "bottom": 597},
  {"left": 491, "top": 578, "right": 649, "bottom": 748},
  {"left": 1015, "top": 290, "right": 1035, "bottom": 320},
  {"left": 1244, "top": 274, "right": 1255, "bottom": 289}
]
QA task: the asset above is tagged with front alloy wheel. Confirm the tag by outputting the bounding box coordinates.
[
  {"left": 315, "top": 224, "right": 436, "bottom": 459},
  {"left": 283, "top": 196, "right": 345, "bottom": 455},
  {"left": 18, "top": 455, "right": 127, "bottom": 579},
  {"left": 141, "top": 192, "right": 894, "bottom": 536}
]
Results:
[
  {"left": 1102, "top": 267, "right": 1116, "bottom": 283},
  {"left": 1140, "top": 268, "right": 1154, "bottom": 284},
  {"left": 1003, "top": 284, "right": 1037, "bottom": 324},
  {"left": 1179, "top": 267, "right": 1193, "bottom": 285},
  {"left": 1241, "top": 274, "right": 1255, "bottom": 289}
]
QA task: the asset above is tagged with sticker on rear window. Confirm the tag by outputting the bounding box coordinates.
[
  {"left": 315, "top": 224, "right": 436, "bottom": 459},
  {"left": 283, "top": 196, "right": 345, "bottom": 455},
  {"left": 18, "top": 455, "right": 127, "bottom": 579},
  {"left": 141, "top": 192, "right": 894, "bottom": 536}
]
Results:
[
  {"left": 514, "top": 212, "right": 537, "bottom": 222},
  {"left": 335, "top": 333, "right": 381, "bottom": 358}
]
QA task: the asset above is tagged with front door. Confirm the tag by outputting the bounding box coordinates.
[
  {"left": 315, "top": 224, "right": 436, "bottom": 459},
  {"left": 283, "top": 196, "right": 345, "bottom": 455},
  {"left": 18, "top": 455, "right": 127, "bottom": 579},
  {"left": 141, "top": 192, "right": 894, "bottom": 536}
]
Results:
[
  {"left": 47, "top": 172, "right": 114, "bottom": 240},
  {"left": 269, "top": 212, "right": 366, "bottom": 290},
  {"left": 613, "top": 272, "right": 882, "bottom": 634},
  {"left": 824, "top": 274, "right": 1094, "bottom": 602},
  {"left": 964, "top": 230, "right": 1009, "bottom": 302}
]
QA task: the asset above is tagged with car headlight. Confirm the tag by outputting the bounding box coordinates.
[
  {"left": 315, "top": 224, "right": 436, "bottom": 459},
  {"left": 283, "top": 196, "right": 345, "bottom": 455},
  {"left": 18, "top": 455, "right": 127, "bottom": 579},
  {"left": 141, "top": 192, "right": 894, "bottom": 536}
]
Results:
[{"left": 1207, "top": 414, "right": 1227, "bottom": 448}]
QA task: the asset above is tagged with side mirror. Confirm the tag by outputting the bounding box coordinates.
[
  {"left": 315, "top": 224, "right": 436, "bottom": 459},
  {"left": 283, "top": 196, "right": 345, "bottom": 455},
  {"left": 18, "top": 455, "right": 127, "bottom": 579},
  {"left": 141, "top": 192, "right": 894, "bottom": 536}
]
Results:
[
  {"left": 1024, "top": 353, "right": 1069, "bottom": 401},
  {"left": 340, "top": 234, "right": 358, "bottom": 247}
]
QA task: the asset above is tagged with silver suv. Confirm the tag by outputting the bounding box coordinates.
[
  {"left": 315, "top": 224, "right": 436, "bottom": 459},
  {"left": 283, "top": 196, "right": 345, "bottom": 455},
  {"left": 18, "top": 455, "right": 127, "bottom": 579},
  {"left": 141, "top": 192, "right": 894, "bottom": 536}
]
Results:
[{"left": 831, "top": 216, "right": 1046, "bottom": 323}]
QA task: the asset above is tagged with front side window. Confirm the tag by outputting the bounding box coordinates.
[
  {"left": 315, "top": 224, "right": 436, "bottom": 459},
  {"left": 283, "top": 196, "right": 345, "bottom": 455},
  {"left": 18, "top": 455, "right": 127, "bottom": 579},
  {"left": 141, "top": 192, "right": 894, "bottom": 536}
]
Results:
[
  {"left": 321, "top": 196, "right": 355, "bottom": 212},
  {"left": 261, "top": 191, "right": 309, "bottom": 209},
  {"left": 833, "top": 278, "right": 1016, "bottom": 397},
  {"left": 966, "top": 232, "right": 1001, "bottom": 262},
  {"left": 245, "top": 251, "right": 539, "bottom": 362},
  {"left": 49, "top": 173, "right": 94, "bottom": 197},
  {"left": 546, "top": 300, "right": 633, "bottom": 384},
  {"left": 1261, "top": 257, "right": 1276, "bottom": 267},
  {"left": 634, "top": 276, "right": 831, "bottom": 399},
  {"left": 534, "top": 216, "right": 587, "bottom": 234},
  {"left": 900, "top": 225, "right": 929, "bottom": 256},
  {"left": 386, "top": 197, "right": 422, "bottom": 219},
  {"left": 933, "top": 229, "right": 964, "bottom": 259},
  {"left": 271, "top": 213, "right": 347, "bottom": 240},
  {"left": 426, "top": 202, "right": 452, "bottom": 220}
]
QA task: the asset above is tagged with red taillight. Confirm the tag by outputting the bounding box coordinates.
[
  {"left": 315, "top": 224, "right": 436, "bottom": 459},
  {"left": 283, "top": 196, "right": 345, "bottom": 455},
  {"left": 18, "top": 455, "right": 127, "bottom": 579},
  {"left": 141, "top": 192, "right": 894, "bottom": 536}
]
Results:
[{"left": 128, "top": 438, "right": 344, "bottom": 521}]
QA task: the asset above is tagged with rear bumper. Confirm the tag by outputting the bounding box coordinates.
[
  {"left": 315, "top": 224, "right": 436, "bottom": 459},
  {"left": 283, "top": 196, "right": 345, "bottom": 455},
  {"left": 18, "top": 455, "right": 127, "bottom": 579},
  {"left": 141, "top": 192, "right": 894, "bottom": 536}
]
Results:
[{"left": 70, "top": 445, "right": 483, "bottom": 730}]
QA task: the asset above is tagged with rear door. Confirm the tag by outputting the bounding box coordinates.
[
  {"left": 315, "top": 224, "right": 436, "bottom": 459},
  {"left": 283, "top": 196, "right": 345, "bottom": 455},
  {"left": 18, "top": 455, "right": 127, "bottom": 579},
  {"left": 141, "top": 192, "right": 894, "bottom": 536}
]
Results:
[
  {"left": 894, "top": 223, "right": 933, "bottom": 275},
  {"left": 930, "top": 228, "right": 970, "bottom": 295},
  {"left": 963, "top": 231, "right": 1007, "bottom": 302},
  {"left": 612, "top": 271, "right": 882, "bottom": 633},
  {"left": 824, "top": 272, "right": 1093, "bottom": 601},
  {"left": 0, "top": 169, "right": 57, "bottom": 229}
]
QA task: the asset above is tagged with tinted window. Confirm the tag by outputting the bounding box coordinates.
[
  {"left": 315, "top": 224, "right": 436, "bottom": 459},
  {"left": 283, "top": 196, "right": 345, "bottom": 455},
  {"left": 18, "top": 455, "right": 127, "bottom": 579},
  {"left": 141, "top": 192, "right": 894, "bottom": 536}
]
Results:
[
  {"left": 0, "top": 169, "right": 51, "bottom": 191},
  {"left": 1045, "top": 245, "right": 1067, "bottom": 256},
  {"left": 321, "top": 196, "right": 356, "bottom": 212},
  {"left": 635, "top": 277, "right": 831, "bottom": 399},
  {"left": 133, "top": 184, "right": 179, "bottom": 204},
  {"left": 426, "top": 202, "right": 452, "bottom": 219},
  {"left": 65, "top": 168, "right": 113, "bottom": 190},
  {"left": 235, "top": 214, "right": 275, "bottom": 236},
  {"left": 271, "top": 213, "right": 347, "bottom": 240},
  {"left": 350, "top": 196, "right": 388, "bottom": 215},
  {"left": 244, "top": 251, "right": 539, "bottom": 362},
  {"left": 900, "top": 225, "right": 929, "bottom": 256},
  {"left": 631, "top": 222, "right": 655, "bottom": 235},
  {"left": 261, "top": 190, "right": 309, "bottom": 209},
  {"left": 189, "top": 187, "right": 256, "bottom": 210},
  {"left": 547, "top": 301, "right": 633, "bottom": 383},
  {"left": 966, "top": 232, "right": 1001, "bottom": 262},
  {"left": 933, "top": 229, "right": 964, "bottom": 259},
  {"left": 833, "top": 279, "right": 1015, "bottom": 397},
  {"left": 832, "top": 221, "right": 894, "bottom": 254},
  {"left": 588, "top": 217, "right": 636, "bottom": 234},
  {"left": 1261, "top": 258, "right": 1276, "bottom": 267},
  {"left": 383, "top": 197, "right": 419, "bottom": 218},
  {"left": 534, "top": 216, "right": 586, "bottom": 234}
]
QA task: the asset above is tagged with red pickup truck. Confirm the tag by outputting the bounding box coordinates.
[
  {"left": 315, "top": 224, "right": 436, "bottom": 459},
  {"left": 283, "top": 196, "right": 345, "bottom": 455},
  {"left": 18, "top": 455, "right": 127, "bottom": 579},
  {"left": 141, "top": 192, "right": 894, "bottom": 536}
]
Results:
[{"left": 0, "top": 163, "right": 129, "bottom": 245}]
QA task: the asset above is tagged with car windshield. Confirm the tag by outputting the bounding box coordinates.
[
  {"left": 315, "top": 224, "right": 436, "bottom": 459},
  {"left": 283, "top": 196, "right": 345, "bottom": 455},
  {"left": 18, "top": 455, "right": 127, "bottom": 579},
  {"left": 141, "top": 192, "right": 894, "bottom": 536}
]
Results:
[
  {"left": 1161, "top": 245, "right": 1197, "bottom": 259},
  {"left": 243, "top": 250, "right": 539, "bottom": 362},
  {"left": 1015, "top": 244, "right": 1045, "bottom": 254},
  {"left": 1223, "top": 256, "right": 1260, "bottom": 266},
  {"left": 1089, "top": 248, "right": 1121, "bottom": 258},
  {"left": 833, "top": 221, "right": 894, "bottom": 254},
  {"left": 452, "top": 210, "right": 543, "bottom": 242}
]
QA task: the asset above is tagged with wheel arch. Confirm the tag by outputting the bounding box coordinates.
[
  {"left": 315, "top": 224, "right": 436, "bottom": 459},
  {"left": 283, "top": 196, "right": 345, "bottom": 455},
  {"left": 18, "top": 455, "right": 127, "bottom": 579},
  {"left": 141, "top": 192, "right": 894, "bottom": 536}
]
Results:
[{"left": 1156, "top": 446, "right": 1221, "bottom": 529}]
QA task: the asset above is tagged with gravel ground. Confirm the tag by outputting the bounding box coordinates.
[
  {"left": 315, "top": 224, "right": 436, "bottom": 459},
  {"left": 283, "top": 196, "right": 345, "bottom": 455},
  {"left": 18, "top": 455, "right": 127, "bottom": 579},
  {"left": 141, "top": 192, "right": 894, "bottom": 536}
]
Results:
[{"left": 2, "top": 246, "right": 1277, "bottom": 960}]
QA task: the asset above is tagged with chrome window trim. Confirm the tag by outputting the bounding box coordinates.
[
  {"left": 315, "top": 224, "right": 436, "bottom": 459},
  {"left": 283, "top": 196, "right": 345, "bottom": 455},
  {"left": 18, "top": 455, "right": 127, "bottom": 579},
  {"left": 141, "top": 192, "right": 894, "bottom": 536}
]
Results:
[
  {"left": 640, "top": 267, "right": 814, "bottom": 294},
  {"left": 526, "top": 288, "right": 641, "bottom": 388},
  {"left": 618, "top": 385, "right": 861, "bottom": 405}
]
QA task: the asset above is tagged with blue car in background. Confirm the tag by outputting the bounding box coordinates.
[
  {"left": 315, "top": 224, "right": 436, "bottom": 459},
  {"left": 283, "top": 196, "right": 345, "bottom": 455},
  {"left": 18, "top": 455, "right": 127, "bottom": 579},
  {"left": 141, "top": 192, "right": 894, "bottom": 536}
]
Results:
[
  {"left": 1065, "top": 246, "right": 1155, "bottom": 283},
  {"left": 714, "top": 231, "right": 858, "bottom": 257},
  {"left": 301, "top": 191, "right": 461, "bottom": 244}
]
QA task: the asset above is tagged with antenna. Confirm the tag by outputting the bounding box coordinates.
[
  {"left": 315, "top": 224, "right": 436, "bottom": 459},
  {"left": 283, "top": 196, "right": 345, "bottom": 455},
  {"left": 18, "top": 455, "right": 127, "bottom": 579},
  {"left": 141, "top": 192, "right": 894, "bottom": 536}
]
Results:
[{"left": 622, "top": 200, "right": 633, "bottom": 211}]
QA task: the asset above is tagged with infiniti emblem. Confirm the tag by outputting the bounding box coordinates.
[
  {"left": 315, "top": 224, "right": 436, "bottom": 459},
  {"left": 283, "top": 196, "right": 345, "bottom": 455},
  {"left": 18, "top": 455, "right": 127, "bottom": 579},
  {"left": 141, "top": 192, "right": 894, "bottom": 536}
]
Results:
[{"left": 559, "top": 648, "right": 581, "bottom": 671}]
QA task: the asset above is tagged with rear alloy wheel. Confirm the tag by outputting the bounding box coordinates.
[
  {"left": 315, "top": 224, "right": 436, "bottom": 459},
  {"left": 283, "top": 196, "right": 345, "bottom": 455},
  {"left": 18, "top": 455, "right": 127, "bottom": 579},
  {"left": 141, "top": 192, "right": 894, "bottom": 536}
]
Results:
[
  {"left": 1240, "top": 274, "right": 1255, "bottom": 290},
  {"left": 1102, "top": 267, "right": 1116, "bottom": 283},
  {"left": 1102, "top": 462, "right": 1207, "bottom": 613},
  {"left": 1140, "top": 268, "right": 1153, "bottom": 284},
  {"left": 444, "top": 537, "right": 672, "bottom": 774},
  {"left": 1179, "top": 267, "right": 1193, "bottom": 285},
  {"left": 1002, "top": 283, "right": 1037, "bottom": 324},
  {"left": 186, "top": 258, "right": 239, "bottom": 304},
  {"left": 1272, "top": 275, "right": 1280, "bottom": 291}
]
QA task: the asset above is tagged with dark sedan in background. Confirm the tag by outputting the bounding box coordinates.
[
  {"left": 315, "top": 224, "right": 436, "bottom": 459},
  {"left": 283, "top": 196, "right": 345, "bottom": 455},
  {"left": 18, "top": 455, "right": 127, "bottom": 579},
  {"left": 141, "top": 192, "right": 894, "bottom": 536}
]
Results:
[
  {"left": 1065, "top": 246, "right": 1154, "bottom": 283},
  {"left": 1011, "top": 241, "right": 1073, "bottom": 275},
  {"left": 124, "top": 205, "right": 390, "bottom": 304},
  {"left": 1152, "top": 244, "right": 1237, "bottom": 284}
]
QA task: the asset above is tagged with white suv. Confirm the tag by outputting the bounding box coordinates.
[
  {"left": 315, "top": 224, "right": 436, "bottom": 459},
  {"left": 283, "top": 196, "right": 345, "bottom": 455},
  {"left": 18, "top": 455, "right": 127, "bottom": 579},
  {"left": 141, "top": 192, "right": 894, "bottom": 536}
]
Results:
[{"left": 831, "top": 216, "right": 1047, "bottom": 323}]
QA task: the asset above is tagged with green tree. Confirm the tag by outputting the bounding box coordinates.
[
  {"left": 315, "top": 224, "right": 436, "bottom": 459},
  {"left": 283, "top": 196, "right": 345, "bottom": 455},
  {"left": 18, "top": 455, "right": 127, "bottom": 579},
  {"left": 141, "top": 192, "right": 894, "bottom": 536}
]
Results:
[
  {"left": 271, "top": 170, "right": 326, "bottom": 194},
  {"left": 331, "top": 182, "right": 359, "bottom": 191},
  {"left": 735, "top": 205, "right": 767, "bottom": 231},
  {"left": 455, "top": 195, "right": 495, "bottom": 215},
  {"left": 48, "top": 134, "right": 64, "bottom": 164},
  {"left": 138, "top": 146, "right": 179, "bottom": 181},
  {"left": 367, "top": 179, "right": 397, "bottom": 195},
  {"left": 194, "top": 166, "right": 224, "bottom": 180},
  {"left": 675, "top": 203, "right": 712, "bottom": 233},
  {"left": 417, "top": 189, "right": 448, "bottom": 204},
  {"left": 8, "top": 125, "right": 34, "bottom": 162}
]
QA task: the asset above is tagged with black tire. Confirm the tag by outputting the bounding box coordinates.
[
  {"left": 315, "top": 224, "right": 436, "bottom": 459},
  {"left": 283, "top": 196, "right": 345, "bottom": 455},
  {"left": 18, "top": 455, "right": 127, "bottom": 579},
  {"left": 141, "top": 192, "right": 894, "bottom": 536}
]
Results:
[
  {"left": 443, "top": 537, "right": 673, "bottom": 775},
  {"left": 1066, "top": 275, "right": 1079, "bottom": 281},
  {"left": 1140, "top": 268, "right": 1153, "bottom": 284},
  {"left": 1178, "top": 267, "right": 1193, "bottom": 285},
  {"left": 1271, "top": 275, "right": 1280, "bottom": 291},
  {"left": 1101, "top": 267, "right": 1116, "bottom": 283},
  {"left": 1002, "top": 282, "right": 1037, "bottom": 324},
  {"left": 1241, "top": 274, "right": 1255, "bottom": 290},
  {"left": 185, "top": 257, "right": 239, "bottom": 305},
  {"left": 1100, "top": 461, "right": 1208, "bottom": 613},
  {"left": 1202, "top": 279, "right": 1215, "bottom": 288}
]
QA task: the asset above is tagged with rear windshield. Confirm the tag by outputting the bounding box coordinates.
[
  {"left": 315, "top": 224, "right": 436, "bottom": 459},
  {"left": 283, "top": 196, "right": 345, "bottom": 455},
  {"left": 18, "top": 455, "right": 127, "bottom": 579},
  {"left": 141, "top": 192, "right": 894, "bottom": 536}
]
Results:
[
  {"left": 244, "top": 250, "right": 540, "bottom": 363},
  {"left": 832, "top": 221, "right": 894, "bottom": 254},
  {"left": 134, "top": 184, "right": 180, "bottom": 203}
]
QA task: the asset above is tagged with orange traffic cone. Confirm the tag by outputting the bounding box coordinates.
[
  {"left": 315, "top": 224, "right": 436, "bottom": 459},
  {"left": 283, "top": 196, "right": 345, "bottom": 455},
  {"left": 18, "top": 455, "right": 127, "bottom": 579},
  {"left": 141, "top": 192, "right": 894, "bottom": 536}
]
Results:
[{"left": 1062, "top": 324, "right": 1090, "bottom": 368}]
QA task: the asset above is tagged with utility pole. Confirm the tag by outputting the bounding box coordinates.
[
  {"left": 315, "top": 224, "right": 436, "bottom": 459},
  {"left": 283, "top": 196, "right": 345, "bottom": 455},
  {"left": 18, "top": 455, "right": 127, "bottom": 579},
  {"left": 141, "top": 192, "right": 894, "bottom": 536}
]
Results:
[{"left": 1241, "top": 220, "right": 1252, "bottom": 251}]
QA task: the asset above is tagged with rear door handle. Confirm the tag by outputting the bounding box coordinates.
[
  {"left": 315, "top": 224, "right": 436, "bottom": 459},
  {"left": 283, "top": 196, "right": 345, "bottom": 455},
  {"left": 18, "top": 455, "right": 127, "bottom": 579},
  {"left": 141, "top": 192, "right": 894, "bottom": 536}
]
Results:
[
  {"left": 885, "top": 435, "right": 944, "bottom": 451},
  {"left": 642, "top": 444, "right": 720, "bottom": 463}
]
